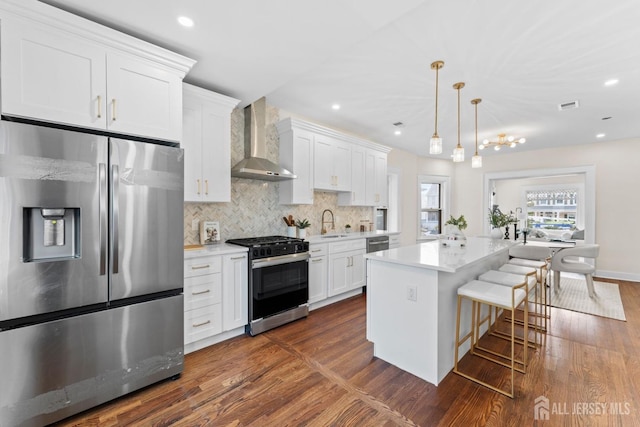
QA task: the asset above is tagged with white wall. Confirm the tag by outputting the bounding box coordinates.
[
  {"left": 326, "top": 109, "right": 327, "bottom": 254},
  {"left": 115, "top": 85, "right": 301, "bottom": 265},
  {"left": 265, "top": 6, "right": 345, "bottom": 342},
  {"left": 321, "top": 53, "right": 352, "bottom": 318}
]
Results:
[
  {"left": 456, "top": 138, "right": 640, "bottom": 279},
  {"left": 388, "top": 149, "right": 454, "bottom": 247},
  {"left": 388, "top": 138, "right": 640, "bottom": 280}
]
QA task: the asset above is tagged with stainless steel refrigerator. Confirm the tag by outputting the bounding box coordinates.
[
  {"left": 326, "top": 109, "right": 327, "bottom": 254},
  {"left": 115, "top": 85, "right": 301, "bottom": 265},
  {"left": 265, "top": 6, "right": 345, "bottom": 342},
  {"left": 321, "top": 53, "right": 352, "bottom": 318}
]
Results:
[{"left": 0, "top": 120, "right": 184, "bottom": 426}]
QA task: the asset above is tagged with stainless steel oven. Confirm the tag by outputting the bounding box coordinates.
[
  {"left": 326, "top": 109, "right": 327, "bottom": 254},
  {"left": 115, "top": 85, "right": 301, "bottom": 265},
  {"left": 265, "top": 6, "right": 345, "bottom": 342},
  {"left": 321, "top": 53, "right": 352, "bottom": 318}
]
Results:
[{"left": 227, "top": 236, "right": 309, "bottom": 336}]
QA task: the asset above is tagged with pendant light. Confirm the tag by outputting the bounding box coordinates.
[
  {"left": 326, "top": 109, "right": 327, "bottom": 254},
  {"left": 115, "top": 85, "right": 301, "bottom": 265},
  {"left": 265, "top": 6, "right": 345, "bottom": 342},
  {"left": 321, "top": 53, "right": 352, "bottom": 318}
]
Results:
[
  {"left": 452, "top": 82, "right": 465, "bottom": 162},
  {"left": 471, "top": 98, "right": 482, "bottom": 168},
  {"left": 429, "top": 61, "right": 444, "bottom": 154}
]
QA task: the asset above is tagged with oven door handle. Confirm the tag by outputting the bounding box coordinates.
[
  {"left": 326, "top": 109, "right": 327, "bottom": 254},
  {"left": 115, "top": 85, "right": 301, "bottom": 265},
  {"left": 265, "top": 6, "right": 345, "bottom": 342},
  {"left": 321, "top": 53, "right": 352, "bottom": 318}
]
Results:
[{"left": 252, "top": 252, "right": 310, "bottom": 269}]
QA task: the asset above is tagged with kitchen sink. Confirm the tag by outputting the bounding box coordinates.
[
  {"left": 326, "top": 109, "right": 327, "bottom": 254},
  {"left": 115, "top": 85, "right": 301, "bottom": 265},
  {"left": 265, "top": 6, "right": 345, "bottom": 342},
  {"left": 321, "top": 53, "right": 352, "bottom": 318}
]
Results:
[{"left": 321, "top": 234, "right": 347, "bottom": 239}]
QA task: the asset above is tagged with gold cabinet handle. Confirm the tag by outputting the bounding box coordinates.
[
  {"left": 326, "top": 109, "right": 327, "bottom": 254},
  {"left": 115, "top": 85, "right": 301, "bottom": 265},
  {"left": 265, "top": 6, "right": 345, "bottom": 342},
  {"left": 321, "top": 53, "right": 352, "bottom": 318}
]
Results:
[
  {"left": 97, "top": 95, "right": 102, "bottom": 118},
  {"left": 191, "top": 264, "right": 210, "bottom": 270},
  {"left": 205, "top": 179, "right": 209, "bottom": 195},
  {"left": 192, "top": 320, "right": 211, "bottom": 328},
  {"left": 311, "top": 258, "right": 323, "bottom": 263},
  {"left": 230, "top": 256, "right": 246, "bottom": 260},
  {"left": 192, "top": 289, "right": 211, "bottom": 295},
  {"left": 196, "top": 179, "right": 201, "bottom": 195},
  {"left": 112, "top": 98, "right": 117, "bottom": 121}
]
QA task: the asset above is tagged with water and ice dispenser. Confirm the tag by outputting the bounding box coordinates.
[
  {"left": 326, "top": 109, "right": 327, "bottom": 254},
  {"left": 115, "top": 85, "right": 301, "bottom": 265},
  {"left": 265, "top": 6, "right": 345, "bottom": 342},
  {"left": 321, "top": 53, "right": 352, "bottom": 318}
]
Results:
[{"left": 23, "top": 208, "right": 80, "bottom": 262}]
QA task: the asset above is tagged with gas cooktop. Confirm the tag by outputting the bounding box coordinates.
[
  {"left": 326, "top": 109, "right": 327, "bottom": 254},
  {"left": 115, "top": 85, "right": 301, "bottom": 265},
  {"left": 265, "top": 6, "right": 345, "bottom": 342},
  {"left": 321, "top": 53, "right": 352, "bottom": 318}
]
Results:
[
  {"left": 226, "top": 235, "right": 309, "bottom": 259},
  {"left": 226, "top": 235, "right": 304, "bottom": 247}
]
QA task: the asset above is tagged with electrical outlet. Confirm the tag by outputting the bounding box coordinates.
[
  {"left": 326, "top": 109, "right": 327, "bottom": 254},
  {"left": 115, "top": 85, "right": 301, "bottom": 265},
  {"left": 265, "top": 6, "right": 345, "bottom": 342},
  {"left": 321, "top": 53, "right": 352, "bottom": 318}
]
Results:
[
  {"left": 192, "top": 219, "right": 199, "bottom": 231},
  {"left": 407, "top": 285, "right": 417, "bottom": 302}
]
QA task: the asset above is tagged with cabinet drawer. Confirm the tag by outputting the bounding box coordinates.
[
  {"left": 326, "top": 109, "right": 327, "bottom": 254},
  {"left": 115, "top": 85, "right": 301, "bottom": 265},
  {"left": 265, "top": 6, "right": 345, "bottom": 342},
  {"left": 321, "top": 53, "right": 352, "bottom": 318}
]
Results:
[
  {"left": 184, "top": 273, "right": 222, "bottom": 311},
  {"left": 329, "top": 239, "right": 366, "bottom": 254},
  {"left": 309, "top": 243, "right": 328, "bottom": 257},
  {"left": 184, "top": 256, "right": 222, "bottom": 278},
  {"left": 184, "top": 304, "right": 223, "bottom": 344}
]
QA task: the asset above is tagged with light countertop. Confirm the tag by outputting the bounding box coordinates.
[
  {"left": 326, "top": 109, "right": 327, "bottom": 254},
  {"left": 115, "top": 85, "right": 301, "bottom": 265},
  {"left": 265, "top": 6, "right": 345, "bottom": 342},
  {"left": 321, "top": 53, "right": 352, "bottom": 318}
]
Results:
[
  {"left": 363, "top": 236, "right": 516, "bottom": 273},
  {"left": 184, "top": 243, "right": 248, "bottom": 259},
  {"left": 305, "top": 230, "right": 399, "bottom": 244}
]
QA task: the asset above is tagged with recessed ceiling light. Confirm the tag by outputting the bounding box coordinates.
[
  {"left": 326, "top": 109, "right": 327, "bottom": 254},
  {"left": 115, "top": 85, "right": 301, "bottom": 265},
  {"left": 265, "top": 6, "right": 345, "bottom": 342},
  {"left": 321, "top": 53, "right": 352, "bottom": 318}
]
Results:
[
  {"left": 394, "top": 130, "right": 402, "bottom": 136},
  {"left": 596, "top": 133, "right": 605, "bottom": 138},
  {"left": 604, "top": 79, "right": 619, "bottom": 86},
  {"left": 331, "top": 104, "right": 341, "bottom": 110},
  {"left": 177, "top": 16, "right": 194, "bottom": 27}
]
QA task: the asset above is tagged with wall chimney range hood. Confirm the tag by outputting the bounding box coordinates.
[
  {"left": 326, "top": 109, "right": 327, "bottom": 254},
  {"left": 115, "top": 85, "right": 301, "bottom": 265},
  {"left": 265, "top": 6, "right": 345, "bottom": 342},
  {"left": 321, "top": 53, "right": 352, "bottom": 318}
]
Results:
[{"left": 231, "top": 97, "right": 296, "bottom": 181}]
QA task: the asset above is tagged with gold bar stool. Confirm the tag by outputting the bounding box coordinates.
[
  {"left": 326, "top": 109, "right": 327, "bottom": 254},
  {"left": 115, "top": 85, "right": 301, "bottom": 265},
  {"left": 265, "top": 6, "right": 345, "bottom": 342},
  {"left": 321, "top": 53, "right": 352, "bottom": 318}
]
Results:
[
  {"left": 454, "top": 279, "right": 528, "bottom": 398},
  {"left": 507, "top": 245, "right": 552, "bottom": 331},
  {"left": 478, "top": 269, "right": 540, "bottom": 348},
  {"left": 497, "top": 264, "right": 545, "bottom": 336}
]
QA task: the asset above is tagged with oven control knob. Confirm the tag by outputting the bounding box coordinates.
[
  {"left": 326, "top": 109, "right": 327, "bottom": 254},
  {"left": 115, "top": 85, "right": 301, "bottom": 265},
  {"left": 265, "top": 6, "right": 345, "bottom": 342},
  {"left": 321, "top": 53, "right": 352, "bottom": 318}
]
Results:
[
  {"left": 253, "top": 249, "right": 259, "bottom": 257},
  {"left": 259, "top": 248, "right": 265, "bottom": 257},
  {"left": 267, "top": 248, "right": 272, "bottom": 256}
]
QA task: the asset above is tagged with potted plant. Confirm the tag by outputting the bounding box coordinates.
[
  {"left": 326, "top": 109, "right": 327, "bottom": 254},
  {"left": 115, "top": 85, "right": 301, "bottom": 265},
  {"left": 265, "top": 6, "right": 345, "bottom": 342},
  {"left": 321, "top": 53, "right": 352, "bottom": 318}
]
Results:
[
  {"left": 488, "top": 208, "right": 514, "bottom": 239},
  {"left": 444, "top": 215, "right": 468, "bottom": 231},
  {"left": 442, "top": 215, "right": 467, "bottom": 246},
  {"left": 345, "top": 224, "right": 352, "bottom": 233},
  {"left": 295, "top": 218, "right": 310, "bottom": 239}
]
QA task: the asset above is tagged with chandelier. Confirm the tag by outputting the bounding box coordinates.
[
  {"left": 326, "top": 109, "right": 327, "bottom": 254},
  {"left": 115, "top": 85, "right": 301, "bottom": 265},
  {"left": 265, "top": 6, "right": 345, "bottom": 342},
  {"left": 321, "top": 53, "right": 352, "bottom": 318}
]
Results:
[
  {"left": 470, "top": 98, "right": 482, "bottom": 168},
  {"left": 480, "top": 133, "right": 526, "bottom": 151},
  {"left": 452, "top": 82, "right": 465, "bottom": 162},
  {"left": 429, "top": 61, "right": 444, "bottom": 154}
]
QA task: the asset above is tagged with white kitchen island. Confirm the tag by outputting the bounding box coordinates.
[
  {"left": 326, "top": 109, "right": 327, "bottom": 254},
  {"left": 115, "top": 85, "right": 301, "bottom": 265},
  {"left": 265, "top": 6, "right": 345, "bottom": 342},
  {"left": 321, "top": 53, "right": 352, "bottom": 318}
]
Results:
[{"left": 364, "top": 237, "right": 516, "bottom": 385}]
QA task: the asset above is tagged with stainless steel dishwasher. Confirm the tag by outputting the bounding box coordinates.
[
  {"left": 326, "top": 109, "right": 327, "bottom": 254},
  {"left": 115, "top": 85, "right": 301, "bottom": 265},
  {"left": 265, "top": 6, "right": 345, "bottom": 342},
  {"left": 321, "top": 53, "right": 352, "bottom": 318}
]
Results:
[{"left": 366, "top": 235, "right": 389, "bottom": 253}]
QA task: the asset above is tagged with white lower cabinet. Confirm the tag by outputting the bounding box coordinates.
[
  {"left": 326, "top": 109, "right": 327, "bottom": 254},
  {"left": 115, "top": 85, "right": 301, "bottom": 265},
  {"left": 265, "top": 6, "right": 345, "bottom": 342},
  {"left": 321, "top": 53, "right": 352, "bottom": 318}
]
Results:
[
  {"left": 328, "top": 239, "right": 366, "bottom": 297},
  {"left": 308, "top": 243, "right": 328, "bottom": 303},
  {"left": 184, "top": 250, "right": 248, "bottom": 353},
  {"left": 389, "top": 234, "right": 401, "bottom": 249},
  {"left": 222, "top": 253, "right": 249, "bottom": 330},
  {"left": 184, "top": 255, "right": 223, "bottom": 344}
]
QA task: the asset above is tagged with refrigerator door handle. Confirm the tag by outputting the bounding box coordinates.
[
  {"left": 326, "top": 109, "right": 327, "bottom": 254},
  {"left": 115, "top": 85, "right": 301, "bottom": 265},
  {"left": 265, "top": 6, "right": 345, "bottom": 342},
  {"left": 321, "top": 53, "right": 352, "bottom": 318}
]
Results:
[
  {"left": 111, "top": 164, "right": 119, "bottom": 274},
  {"left": 99, "top": 163, "right": 108, "bottom": 275}
]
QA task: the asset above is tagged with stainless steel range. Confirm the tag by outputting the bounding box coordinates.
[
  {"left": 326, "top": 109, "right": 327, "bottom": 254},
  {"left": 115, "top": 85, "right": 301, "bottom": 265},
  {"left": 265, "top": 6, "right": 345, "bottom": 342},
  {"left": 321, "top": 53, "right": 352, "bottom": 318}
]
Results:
[{"left": 226, "top": 236, "right": 309, "bottom": 336}]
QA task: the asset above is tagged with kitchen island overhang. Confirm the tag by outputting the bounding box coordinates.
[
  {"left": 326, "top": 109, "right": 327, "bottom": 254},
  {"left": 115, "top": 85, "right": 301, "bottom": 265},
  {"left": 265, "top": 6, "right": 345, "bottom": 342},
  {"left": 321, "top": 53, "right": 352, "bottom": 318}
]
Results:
[{"left": 364, "top": 237, "right": 517, "bottom": 385}]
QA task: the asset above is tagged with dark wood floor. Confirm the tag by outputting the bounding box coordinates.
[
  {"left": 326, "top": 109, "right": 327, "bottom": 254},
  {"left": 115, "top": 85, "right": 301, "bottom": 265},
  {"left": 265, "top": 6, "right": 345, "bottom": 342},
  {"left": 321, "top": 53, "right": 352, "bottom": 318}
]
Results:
[{"left": 57, "top": 278, "right": 640, "bottom": 426}]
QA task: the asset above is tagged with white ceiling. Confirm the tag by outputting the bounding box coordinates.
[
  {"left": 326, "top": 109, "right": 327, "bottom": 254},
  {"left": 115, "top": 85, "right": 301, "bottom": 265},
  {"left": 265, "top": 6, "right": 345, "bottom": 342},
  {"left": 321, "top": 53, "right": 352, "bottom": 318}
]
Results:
[{"left": 40, "top": 0, "right": 640, "bottom": 158}]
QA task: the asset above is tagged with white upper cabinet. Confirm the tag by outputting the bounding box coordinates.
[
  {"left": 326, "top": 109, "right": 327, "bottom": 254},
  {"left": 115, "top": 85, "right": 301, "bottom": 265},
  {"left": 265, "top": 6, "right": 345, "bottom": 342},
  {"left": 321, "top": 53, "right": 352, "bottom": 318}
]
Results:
[
  {"left": 339, "top": 146, "right": 390, "bottom": 207},
  {"left": 1, "top": 18, "right": 107, "bottom": 130},
  {"left": 105, "top": 53, "right": 184, "bottom": 141},
  {"left": 337, "top": 144, "right": 366, "bottom": 206},
  {"left": 183, "top": 84, "right": 240, "bottom": 202},
  {"left": 277, "top": 119, "right": 314, "bottom": 205},
  {"left": 314, "top": 134, "right": 351, "bottom": 192},
  {"left": 0, "top": 2, "right": 195, "bottom": 142},
  {"left": 276, "top": 117, "right": 390, "bottom": 203},
  {"left": 366, "top": 149, "right": 388, "bottom": 207}
]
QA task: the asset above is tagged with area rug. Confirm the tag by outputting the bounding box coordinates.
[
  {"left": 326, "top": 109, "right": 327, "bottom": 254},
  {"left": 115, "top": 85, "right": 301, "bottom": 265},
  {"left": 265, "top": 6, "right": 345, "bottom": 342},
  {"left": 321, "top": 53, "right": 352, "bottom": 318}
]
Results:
[{"left": 550, "top": 277, "right": 626, "bottom": 321}]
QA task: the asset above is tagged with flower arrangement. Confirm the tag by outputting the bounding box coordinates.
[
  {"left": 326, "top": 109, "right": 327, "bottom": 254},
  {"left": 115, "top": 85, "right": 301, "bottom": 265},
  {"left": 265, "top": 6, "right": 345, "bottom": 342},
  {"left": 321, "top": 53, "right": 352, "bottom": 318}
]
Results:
[
  {"left": 444, "top": 215, "right": 468, "bottom": 230},
  {"left": 488, "top": 208, "right": 514, "bottom": 228}
]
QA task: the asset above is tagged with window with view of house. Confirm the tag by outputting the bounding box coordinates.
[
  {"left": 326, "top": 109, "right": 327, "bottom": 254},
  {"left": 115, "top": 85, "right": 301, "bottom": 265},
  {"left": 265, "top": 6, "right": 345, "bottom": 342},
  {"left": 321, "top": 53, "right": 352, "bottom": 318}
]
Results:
[
  {"left": 525, "top": 188, "right": 579, "bottom": 231},
  {"left": 418, "top": 175, "right": 450, "bottom": 239}
]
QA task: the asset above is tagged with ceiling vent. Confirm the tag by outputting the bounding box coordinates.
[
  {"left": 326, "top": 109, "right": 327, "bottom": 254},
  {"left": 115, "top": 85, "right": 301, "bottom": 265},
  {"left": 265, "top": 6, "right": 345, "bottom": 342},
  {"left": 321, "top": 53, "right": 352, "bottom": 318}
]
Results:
[{"left": 558, "top": 100, "right": 580, "bottom": 111}]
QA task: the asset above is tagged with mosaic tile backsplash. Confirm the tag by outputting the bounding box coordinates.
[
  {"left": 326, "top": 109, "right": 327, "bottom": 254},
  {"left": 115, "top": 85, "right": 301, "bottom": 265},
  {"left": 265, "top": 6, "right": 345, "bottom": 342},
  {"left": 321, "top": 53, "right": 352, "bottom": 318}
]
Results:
[{"left": 183, "top": 104, "right": 373, "bottom": 245}]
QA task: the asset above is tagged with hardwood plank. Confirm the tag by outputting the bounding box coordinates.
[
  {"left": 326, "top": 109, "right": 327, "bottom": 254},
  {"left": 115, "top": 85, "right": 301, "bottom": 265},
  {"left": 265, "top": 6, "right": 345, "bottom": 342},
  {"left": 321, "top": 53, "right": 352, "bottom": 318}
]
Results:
[{"left": 55, "top": 282, "right": 640, "bottom": 426}]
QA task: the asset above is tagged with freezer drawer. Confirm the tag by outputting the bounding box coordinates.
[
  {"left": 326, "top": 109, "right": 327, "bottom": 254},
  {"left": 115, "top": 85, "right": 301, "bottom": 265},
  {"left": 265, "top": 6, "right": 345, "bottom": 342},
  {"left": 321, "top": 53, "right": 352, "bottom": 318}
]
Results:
[{"left": 0, "top": 295, "right": 184, "bottom": 427}]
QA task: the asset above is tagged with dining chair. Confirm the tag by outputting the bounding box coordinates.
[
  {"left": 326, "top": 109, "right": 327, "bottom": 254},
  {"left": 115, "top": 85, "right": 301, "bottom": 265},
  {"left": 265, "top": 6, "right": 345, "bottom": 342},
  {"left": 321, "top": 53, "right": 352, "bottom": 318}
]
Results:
[{"left": 550, "top": 244, "right": 600, "bottom": 297}]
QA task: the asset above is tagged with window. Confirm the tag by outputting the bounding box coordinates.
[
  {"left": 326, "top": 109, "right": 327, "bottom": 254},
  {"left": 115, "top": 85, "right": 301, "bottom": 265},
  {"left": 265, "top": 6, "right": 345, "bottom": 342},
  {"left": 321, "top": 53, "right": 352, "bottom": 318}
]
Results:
[
  {"left": 524, "top": 187, "right": 580, "bottom": 231},
  {"left": 418, "top": 175, "right": 450, "bottom": 239}
]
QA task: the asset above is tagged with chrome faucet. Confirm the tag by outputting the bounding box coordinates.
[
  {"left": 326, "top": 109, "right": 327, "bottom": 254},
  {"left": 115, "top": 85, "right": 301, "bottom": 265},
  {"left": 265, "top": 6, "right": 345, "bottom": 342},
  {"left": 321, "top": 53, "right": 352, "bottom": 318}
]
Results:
[{"left": 321, "top": 209, "right": 335, "bottom": 235}]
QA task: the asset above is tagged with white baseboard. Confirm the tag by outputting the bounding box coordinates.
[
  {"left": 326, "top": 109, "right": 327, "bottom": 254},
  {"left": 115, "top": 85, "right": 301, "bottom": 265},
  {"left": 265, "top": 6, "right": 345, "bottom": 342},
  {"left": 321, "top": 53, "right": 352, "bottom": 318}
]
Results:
[
  {"left": 310, "top": 288, "right": 363, "bottom": 311},
  {"left": 184, "top": 326, "right": 245, "bottom": 355},
  {"left": 596, "top": 269, "right": 640, "bottom": 283}
]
